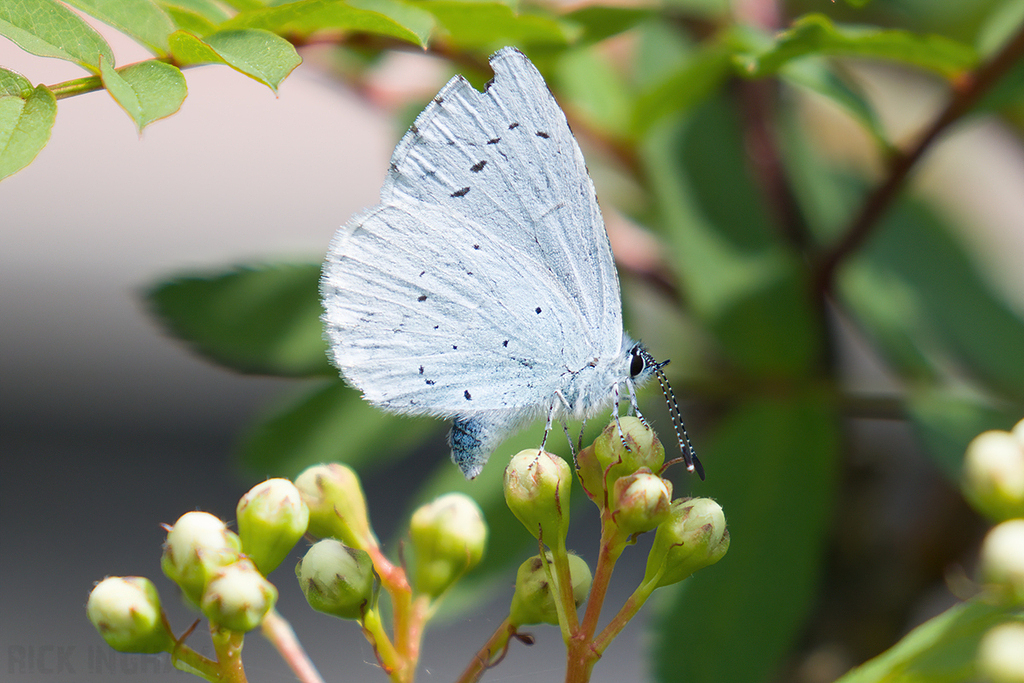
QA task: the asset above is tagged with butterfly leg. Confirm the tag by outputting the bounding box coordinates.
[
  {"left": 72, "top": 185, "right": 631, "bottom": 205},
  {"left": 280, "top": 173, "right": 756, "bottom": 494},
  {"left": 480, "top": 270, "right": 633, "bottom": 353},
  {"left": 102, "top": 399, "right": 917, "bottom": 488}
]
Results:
[
  {"left": 611, "top": 382, "right": 633, "bottom": 453},
  {"left": 560, "top": 421, "right": 576, "bottom": 460},
  {"left": 549, "top": 390, "right": 575, "bottom": 457},
  {"left": 625, "top": 377, "right": 650, "bottom": 428},
  {"left": 540, "top": 396, "right": 559, "bottom": 452}
]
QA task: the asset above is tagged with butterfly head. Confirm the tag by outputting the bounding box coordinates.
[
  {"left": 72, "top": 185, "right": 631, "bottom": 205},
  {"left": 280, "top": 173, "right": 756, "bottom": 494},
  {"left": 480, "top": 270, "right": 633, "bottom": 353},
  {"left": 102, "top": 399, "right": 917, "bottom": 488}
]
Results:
[{"left": 626, "top": 343, "right": 704, "bottom": 481}]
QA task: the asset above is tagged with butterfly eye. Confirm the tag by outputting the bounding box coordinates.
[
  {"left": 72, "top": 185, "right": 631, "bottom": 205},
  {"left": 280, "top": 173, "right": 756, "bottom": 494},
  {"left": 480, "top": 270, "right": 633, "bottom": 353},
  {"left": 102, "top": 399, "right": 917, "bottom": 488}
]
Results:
[{"left": 629, "top": 346, "right": 646, "bottom": 378}]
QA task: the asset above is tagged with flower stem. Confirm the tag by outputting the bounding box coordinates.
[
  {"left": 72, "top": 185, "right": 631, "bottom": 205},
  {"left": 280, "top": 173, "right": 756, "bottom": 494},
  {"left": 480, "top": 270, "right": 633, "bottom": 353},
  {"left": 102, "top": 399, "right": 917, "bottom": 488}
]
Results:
[
  {"left": 455, "top": 618, "right": 516, "bottom": 683},
  {"left": 565, "top": 515, "right": 626, "bottom": 682},
  {"left": 551, "top": 536, "right": 580, "bottom": 635},
  {"left": 592, "top": 577, "right": 659, "bottom": 655},
  {"left": 360, "top": 606, "right": 401, "bottom": 677},
  {"left": 261, "top": 609, "right": 325, "bottom": 683},
  {"left": 210, "top": 626, "right": 247, "bottom": 683}
]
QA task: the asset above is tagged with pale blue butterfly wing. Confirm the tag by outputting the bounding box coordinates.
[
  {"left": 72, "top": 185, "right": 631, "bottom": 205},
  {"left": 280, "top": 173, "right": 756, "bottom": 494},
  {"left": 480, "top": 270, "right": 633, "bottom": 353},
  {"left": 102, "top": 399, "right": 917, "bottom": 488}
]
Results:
[{"left": 322, "top": 48, "right": 634, "bottom": 478}]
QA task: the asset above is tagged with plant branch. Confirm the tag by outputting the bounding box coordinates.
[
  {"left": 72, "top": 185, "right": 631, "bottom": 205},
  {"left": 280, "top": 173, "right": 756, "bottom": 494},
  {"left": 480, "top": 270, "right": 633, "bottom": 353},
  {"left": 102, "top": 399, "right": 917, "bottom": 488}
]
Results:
[
  {"left": 48, "top": 75, "right": 104, "bottom": 99},
  {"left": 813, "top": 20, "right": 1024, "bottom": 293}
]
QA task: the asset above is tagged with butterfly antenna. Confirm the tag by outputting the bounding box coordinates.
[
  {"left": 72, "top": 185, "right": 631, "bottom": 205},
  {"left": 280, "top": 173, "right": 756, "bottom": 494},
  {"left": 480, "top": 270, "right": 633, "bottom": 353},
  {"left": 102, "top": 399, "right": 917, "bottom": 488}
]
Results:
[{"left": 653, "top": 362, "right": 704, "bottom": 481}]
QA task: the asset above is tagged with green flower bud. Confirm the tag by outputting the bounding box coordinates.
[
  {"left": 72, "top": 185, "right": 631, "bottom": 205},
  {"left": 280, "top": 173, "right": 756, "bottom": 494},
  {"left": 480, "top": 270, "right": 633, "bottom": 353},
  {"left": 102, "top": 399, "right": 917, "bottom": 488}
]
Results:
[
  {"left": 644, "top": 498, "right": 729, "bottom": 588},
  {"left": 200, "top": 558, "right": 278, "bottom": 632},
  {"left": 611, "top": 471, "right": 673, "bottom": 536},
  {"left": 294, "top": 464, "right": 375, "bottom": 550},
  {"left": 237, "top": 478, "right": 309, "bottom": 576},
  {"left": 161, "top": 511, "right": 243, "bottom": 605},
  {"left": 504, "top": 449, "right": 571, "bottom": 545},
  {"left": 87, "top": 577, "right": 174, "bottom": 654},
  {"left": 963, "top": 430, "right": 1024, "bottom": 522},
  {"left": 296, "top": 539, "right": 375, "bottom": 620},
  {"left": 576, "top": 417, "right": 665, "bottom": 505},
  {"left": 980, "top": 519, "right": 1024, "bottom": 605},
  {"left": 978, "top": 622, "right": 1024, "bottom": 683},
  {"left": 509, "top": 552, "right": 591, "bottom": 627},
  {"left": 409, "top": 493, "right": 487, "bottom": 598}
]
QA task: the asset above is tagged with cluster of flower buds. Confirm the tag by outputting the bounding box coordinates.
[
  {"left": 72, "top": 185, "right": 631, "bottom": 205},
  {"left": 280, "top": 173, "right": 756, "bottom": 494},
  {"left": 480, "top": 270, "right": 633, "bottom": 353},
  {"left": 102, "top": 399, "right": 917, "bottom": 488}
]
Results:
[
  {"left": 88, "top": 477, "right": 310, "bottom": 654},
  {"left": 159, "top": 496, "right": 295, "bottom": 633},
  {"left": 293, "top": 462, "right": 488, "bottom": 617},
  {"left": 501, "top": 417, "right": 729, "bottom": 637},
  {"left": 577, "top": 417, "right": 728, "bottom": 579}
]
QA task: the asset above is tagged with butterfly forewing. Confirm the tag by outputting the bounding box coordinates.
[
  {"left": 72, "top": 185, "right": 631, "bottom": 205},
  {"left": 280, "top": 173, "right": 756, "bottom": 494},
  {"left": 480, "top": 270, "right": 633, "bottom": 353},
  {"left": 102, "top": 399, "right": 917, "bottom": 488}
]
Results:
[{"left": 323, "top": 49, "right": 626, "bottom": 420}]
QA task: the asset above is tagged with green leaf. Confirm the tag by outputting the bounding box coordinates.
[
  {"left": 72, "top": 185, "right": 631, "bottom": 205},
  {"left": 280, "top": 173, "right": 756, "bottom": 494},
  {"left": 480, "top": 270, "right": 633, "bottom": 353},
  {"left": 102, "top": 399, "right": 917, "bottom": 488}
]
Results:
[
  {"left": 100, "top": 59, "right": 187, "bottom": 131},
  {"left": 0, "top": 67, "right": 32, "bottom": 97},
  {"left": 0, "top": 84, "right": 56, "bottom": 181},
  {"left": 738, "top": 14, "right": 978, "bottom": 79},
  {"left": 0, "top": 0, "right": 114, "bottom": 74},
  {"left": 977, "top": 0, "right": 1024, "bottom": 57},
  {"left": 554, "top": 48, "right": 631, "bottom": 135},
  {"left": 559, "top": 5, "right": 654, "bottom": 46},
  {"left": 220, "top": 0, "right": 263, "bottom": 11},
  {"left": 236, "top": 380, "right": 437, "bottom": 476},
  {"left": 158, "top": 0, "right": 231, "bottom": 26},
  {"left": 844, "top": 199, "right": 1024, "bottom": 402},
  {"left": 906, "top": 390, "right": 1023, "bottom": 481},
  {"left": 161, "top": 6, "right": 219, "bottom": 36},
  {"left": 838, "top": 259, "right": 938, "bottom": 381},
  {"left": 643, "top": 97, "right": 821, "bottom": 376},
  {"left": 146, "top": 263, "right": 335, "bottom": 378},
  {"left": 169, "top": 29, "right": 301, "bottom": 92},
  {"left": 652, "top": 396, "right": 840, "bottom": 683},
  {"left": 423, "top": 0, "right": 579, "bottom": 50},
  {"left": 779, "top": 56, "right": 890, "bottom": 149},
  {"left": 835, "top": 599, "right": 1024, "bottom": 683},
  {"left": 631, "top": 44, "right": 732, "bottom": 137},
  {"left": 62, "top": 0, "right": 176, "bottom": 55},
  {"left": 222, "top": 0, "right": 435, "bottom": 48}
]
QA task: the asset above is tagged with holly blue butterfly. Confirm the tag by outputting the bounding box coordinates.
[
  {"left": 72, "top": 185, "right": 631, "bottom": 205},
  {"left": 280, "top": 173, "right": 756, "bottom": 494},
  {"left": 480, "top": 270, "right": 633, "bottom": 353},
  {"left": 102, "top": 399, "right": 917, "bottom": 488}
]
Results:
[{"left": 321, "top": 47, "right": 701, "bottom": 480}]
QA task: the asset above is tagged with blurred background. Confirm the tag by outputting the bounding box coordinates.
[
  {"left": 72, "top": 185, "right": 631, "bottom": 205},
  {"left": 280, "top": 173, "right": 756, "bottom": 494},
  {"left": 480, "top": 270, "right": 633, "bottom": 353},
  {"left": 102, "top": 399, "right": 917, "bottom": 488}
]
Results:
[{"left": 2, "top": 1, "right": 1024, "bottom": 682}]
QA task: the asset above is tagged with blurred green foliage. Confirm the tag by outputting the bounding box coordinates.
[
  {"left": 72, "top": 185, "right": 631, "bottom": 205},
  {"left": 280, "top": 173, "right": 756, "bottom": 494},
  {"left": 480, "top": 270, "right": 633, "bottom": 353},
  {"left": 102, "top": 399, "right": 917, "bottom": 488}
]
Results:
[{"left": 7, "top": 0, "right": 1024, "bottom": 681}]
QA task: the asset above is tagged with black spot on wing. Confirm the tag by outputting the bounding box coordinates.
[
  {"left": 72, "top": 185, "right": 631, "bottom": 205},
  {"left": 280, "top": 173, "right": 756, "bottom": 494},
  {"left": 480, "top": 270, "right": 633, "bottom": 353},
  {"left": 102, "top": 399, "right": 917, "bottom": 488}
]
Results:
[
  {"left": 536, "top": 131, "right": 549, "bottom": 139},
  {"left": 535, "top": 307, "right": 542, "bottom": 314},
  {"left": 502, "top": 340, "right": 509, "bottom": 347},
  {"left": 487, "top": 138, "right": 500, "bottom": 144},
  {"left": 464, "top": 390, "right": 472, "bottom": 400},
  {"left": 451, "top": 186, "right": 470, "bottom": 198},
  {"left": 417, "top": 294, "right": 427, "bottom": 302},
  {"left": 419, "top": 366, "right": 424, "bottom": 374},
  {"left": 508, "top": 122, "right": 520, "bottom": 130},
  {"left": 470, "top": 160, "right": 486, "bottom": 173}
]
